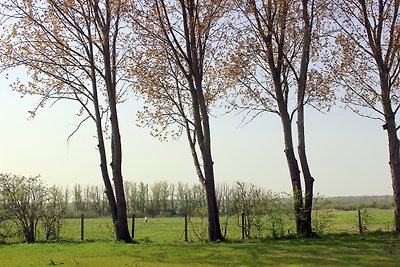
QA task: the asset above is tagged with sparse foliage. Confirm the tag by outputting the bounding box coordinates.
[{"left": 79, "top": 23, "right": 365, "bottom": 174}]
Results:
[
  {"left": 327, "top": 0, "right": 400, "bottom": 231},
  {"left": 229, "top": 0, "right": 333, "bottom": 237},
  {"left": 0, "top": 174, "right": 67, "bottom": 243},
  {"left": 129, "top": 0, "right": 235, "bottom": 241},
  {"left": 359, "top": 209, "right": 376, "bottom": 233},
  {"left": 0, "top": 0, "right": 133, "bottom": 241},
  {"left": 42, "top": 185, "right": 68, "bottom": 240},
  {"left": 312, "top": 194, "right": 335, "bottom": 235}
]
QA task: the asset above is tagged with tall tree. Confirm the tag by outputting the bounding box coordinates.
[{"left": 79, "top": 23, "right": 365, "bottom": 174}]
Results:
[
  {"left": 230, "top": 0, "right": 333, "bottom": 236},
  {"left": 328, "top": 0, "right": 400, "bottom": 231},
  {"left": 130, "top": 0, "right": 232, "bottom": 241},
  {"left": 0, "top": 0, "right": 132, "bottom": 242}
]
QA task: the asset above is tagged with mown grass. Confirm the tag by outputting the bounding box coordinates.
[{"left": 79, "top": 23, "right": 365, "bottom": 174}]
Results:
[
  {"left": 0, "top": 232, "right": 399, "bottom": 266},
  {"left": 0, "top": 209, "right": 399, "bottom": 266}
]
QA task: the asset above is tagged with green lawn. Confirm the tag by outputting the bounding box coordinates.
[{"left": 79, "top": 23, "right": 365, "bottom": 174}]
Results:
[
  {"left": 0, "top": 233, "right": 399, "bottom": 266},
  {"left": 0, "top": 210, "right": 399, "bottom": 266}
]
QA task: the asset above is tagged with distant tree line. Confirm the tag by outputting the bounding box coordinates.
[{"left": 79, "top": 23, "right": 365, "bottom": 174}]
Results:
[
  {"left": 67, "top": 181, "right": 292, "bottom": 220},
  {"left": 67, "top": 181, "right": 393, "bottom": 217},
  {"left": 0, "top": 173, "right": 394, "bottom": 243}
]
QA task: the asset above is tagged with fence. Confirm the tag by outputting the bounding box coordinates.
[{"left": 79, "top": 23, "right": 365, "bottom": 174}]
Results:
[{"left": 71, "top": 209, "right": 393, "bottom": 243}]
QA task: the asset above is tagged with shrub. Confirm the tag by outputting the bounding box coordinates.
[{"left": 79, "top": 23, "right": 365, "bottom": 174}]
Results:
[
  {"left": 312, "top": 194, "right": 335, "bottom": 235},
  {"left": 0, "top": 174, "right": 67, "bottom": 243}
]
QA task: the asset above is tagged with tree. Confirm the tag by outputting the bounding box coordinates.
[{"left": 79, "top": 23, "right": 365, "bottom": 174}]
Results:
[
  {"left": 230, "top": 0, "right": 333, "bottom": 236},
  {"left": 150, "top": 182, "right": 162, "bottom": 215},
  {"left": 72, "top": 184, "right": 84, "bottom": 212},
  {"left": 42, "top": 185, "right": 68, "bottom": 240},
  {"left": 130, "top": 0, "right": 233, "bottom": 241},
  {"left": 169, "top": 183, "right": 176, "bottom": 214},
  {"left": 138, "top": 182, "right": 149, "bottom": 215},
  {"left": 0, "top": 174, "right": 47, "bottom": 243},
  {"left": 328, "top": 0, "right": 400, "bottom": 231},
  {"left": 0, "top": 0, "right": 132, "bottom": 241}
]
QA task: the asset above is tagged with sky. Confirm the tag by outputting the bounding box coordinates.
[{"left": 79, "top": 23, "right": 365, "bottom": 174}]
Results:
[{"left": 0, "top": 70, "right": 392, "bottom": 197}]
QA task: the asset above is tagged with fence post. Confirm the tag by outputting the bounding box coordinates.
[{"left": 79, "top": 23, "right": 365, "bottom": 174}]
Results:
[
  {"left": 131, "top": 214, "right": 135, "bottom": 240},
  {"left": 81, "top": 213, "right": 84, "bottom": 241},
  {"left": 241, "top": 212, "right": 245, "bottom": 240},
  {"left": 358, "top": 210, "right": 363, "bottom": 234},
  {"left": 184, "top": 213, "right": 188, "bottom": 242}
]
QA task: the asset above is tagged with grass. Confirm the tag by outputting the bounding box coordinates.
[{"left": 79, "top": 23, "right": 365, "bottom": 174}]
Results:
[
  {"left": 326, "top": 209, "right": 394, "bottom": 233},
  {"left": 0, "top": 209, "right": 399, "bottom": 266},
  {"left": 58, "top": 209, "right": 395, "bottom": 243},
  {"left": 0, "top": 233, "right": 399, "bottom": 266}
]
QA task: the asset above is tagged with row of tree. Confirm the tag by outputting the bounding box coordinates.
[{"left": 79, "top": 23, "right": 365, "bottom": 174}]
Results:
[
  {"left": 62, "top": 181, "right": 288, "bottom": 219},
  {"left": 1, "top": 173, "right": 390, "bottom": 243},
  {"left": 1, "top": 0, "right": 399, "bottom": 242},
  {"left": 0, "top": 173, "right": 297, "bottom": 242},
  {"left": 63, "top": 182, "right": 396, "bottom": 217}
]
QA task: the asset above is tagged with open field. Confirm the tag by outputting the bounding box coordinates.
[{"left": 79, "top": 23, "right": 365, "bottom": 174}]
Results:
[
  {"left": 57, "top": 209, "right": 396, "bottom": 243},
  {"left": 0, "top": 210, "right": 399, "bottom": 266}
]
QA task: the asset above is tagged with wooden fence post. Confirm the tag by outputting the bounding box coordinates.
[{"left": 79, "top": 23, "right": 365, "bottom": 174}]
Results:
[
  {"left": 81, "top": 213, "right": 84, "bottom": 241},
  {"left": 358, "top": 210, "right": 363, "bottom": 234}
]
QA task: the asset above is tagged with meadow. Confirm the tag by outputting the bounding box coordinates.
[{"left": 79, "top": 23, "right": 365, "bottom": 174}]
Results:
[{"left": 0, "top": 209, "right": 399, "bottom": 266}]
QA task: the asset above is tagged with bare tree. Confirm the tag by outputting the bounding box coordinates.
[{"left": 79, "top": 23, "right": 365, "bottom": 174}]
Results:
[
  {"left": 328, "top": 0, "right": 400, "bottom": 231},
  {"left": 230, "top": 0, "right": 333, "bottom": 236},
  {"left": 129, "top": 0, "right": 234, "bottom": 241},
  {"left": 0, "top": 0, "right": 132, "bottom": 241}
]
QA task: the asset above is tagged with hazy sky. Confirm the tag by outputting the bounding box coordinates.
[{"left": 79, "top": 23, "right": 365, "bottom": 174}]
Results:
[{"left": 0, "top": 71, "right": 391, "bottom": 197}]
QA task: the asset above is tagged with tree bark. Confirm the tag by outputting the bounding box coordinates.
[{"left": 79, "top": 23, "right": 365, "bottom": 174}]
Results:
[
  {"left": 93, "top": 91, "right": 118, "bottom": 227},
  {"left": 381, "top": 82, "right": 400, "bottom": 231},
  {"left": 280, "top": 110, "right": 305, "bottom": 234},
  {"left": 104, "top": 48, "right": 132, "bottom": 243},
  {"left": 187, "top": 82, "right": 223, "bottom": 241},
  {"left": 199, "top": 117, "right": 223, "bottom": 241},
  {"left": 385, "top": 115, "right": 400, "bottom": 231},
  {"left": 88, "top": 38, "right": 119, "bottom": 231},
  {"left": 203, "top": 153, "right": 223, "bottom": 241}
]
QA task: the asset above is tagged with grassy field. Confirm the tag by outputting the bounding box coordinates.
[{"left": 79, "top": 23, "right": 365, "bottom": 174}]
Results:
[
  {"left": 58, "top": 209, "right": 396, "bottom": 243},
  {"left": 0, "top": 209, "right": 399, "bottom": 266}
]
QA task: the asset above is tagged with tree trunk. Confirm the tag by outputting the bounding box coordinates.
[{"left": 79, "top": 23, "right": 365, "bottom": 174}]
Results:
[
  {"left": 297, "top": 104, "right": 314, "bottom": 237},
  {"left": 106, "top": 65, "right": 132, "bottom": 243},
  {"left": 188, "top": 95, "right": 223, "bottom": 241},
  {"left": 381, "top": 71, "right": 400, "bottom": 231},
  {"left": 27, "top": 220, "right": 35, "bottom": 243},
  {"left": 384, "top": 112, "right": 400, "bottom": 231},
  {"left": 280, "top": 112, "right": 305, "bottom": 235},
  {"left": 89, "top": 47, "right": 119, "bottom": 232},
  {"left": 202, "top": 148, "right": 223, "bottom": 241},
  {"left": 100, "top": 23, "right": 131, "bottom": 242},
  {"left": 273, "top": 66, "right": 305, "bottom": 235},
  {"left": 195, "top": 78, "right": 223, "bottom": 241},
  {"left": 96, "top": 118, "right": 118, "bottom": 226}
]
